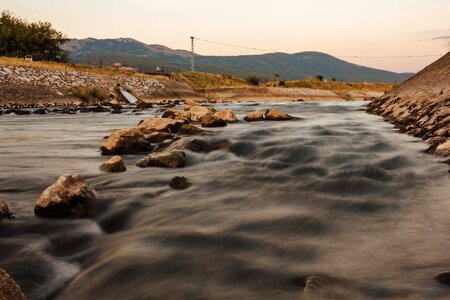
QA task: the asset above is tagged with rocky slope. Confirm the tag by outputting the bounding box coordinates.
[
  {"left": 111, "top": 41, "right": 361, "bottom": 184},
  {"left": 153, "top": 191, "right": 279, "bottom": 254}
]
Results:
[{"left": 367, "top": 52, "right": 450, "bottom": 157}]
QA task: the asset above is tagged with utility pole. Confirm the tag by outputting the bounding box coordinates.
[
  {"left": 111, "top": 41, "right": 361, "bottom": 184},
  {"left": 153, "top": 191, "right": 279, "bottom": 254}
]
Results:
[{"left": 190, "top": 36, "right": 195, "bottom": 72}]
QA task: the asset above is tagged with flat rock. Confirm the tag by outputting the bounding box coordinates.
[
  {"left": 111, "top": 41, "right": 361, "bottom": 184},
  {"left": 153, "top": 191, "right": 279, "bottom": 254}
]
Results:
[
  {"left": 0, "top": 268, "right": 26, "bottom": 300},
  {"left": 100, "top": 128, "right": 151, "bottom": 155},
  {"left": 178, "top": 124, "right": 205, "bottom": 135},
  {"left": 186, "top": 105, "right": 213, "bottom": 122},
  {"left": 265, "top": 108, "right": 292, "bottom": 120},
  {"left": 169, "top": 176, "right": 191, "bottom": 189},
  {"left": 136, "top": 149, "right": 185, "bottom": 168},
  {"left": 138, "top": 117, "right": 184, "bottom": 133},
  {"left": 146, "top": 132, "right": 173, "bottom": 143},
  {"left": 214, "top": 109, "right": 238, "bottom": 123},
  {"left": 201, "top": 113, "right": 227, "bottom": 127},
  {"left": 244, "top": 110, "right": 264, "bottom": 122},
  {"left": 34, "top": 174, "right": 97, "bottom": 218},
  {"left": 99, "top": 155, "right": 126, "bottom": 172}
]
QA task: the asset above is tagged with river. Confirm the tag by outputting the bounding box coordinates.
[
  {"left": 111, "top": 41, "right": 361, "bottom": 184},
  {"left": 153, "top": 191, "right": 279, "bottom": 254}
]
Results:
[{"left": 0, "top": 101, "right": 449, "bottom": 299}]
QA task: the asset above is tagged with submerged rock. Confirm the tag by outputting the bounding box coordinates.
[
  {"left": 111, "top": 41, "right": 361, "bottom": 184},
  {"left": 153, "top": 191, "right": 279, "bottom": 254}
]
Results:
[
  {"left": 34, "top": 174, "right": 97, "bottom": 218},
  {"left": 178, "top": 124, "right": 205, "bottom": 135},
  {"left": 136, "top": 149, "right": 185, "bottom": 168},
  {"left": 146, "top": 132, "right": 173, "bottom": 143},
  {"left": 165, "top": 138, "right": 209, "bottom": 153},
  {"left": 0, "top": 200, "right": 14, "bottom": 221},
  {"left": 0, "top": 268, "right": 26, "bottom": 300},
  {"left": 201, "top": 113, "right": 227, "bottom": 127},
  {"left": 244, "top": 110, "right": 264, "bottom": 122},
  {"left": 138, "top": 117, "right": 184, "bottom": 133},
  {"left": 33, "top": 108, "right": 48, "bottom": 115},
  {"left": 100, "top": 128, "right": 151, "bottom": 155},
  {"left": 265, "top": 108, "right": 292, "bottom": 120},
  {"left": 214, "top": 109, "right": 238, "bottom": 123},
  {"left": 169, "top": 176, "right": 191, "bottom": 189},
  {"left": 99, "top": 155, "right": 126, "bottom": 172},
  {"left": 434, "top": 271, "right": 450, "bottom": 286}
]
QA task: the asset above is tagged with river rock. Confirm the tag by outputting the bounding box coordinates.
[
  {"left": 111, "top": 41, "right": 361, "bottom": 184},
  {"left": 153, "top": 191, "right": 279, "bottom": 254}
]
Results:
[
  {"left": 138, "top": 117, "right": 184, "bottom": 133},
  {"left": 161, "top": 109, "right": 191, "bottom": 121},
  {"left": 434, "top": 271, "right": 450, "bottom": 285},
  {"left": 165, "top": 138, "right": 208, "bottom": 153},
  {"left": 244, "top": 110, "right": 264, "bottom": 122},
  {"left": 136, "top": 149, "right": 185, "bottom": 168},
  {"left": 178, "top": 124, "right": 205, "bottom": 135},
  {"left": 265, "top": 108, "right": 292, "bottom": 120},
  {"left": 34, "top": 174, "right": 97, "bottom": 218},
  {"left": 214, "top": 109, "right": 238, "bottom": 123},
  {"left": 100, "top": 128, "right": 151, "bottom": 155},
  {"left": 146, "top": 132, "right": 173, "bottom": 143},
  {"left": 0, "top": 200, "right": 14, "bottom": 221},
  {"left": 186, "top": 105, "right": 213, "bottom": 121},
  {"left": 33, "top": 108, "right": 47, "bottom": 115},
  {"left": 0, "top": 268, "right": 26, "bottom": 300},
  {"left": 99, "top": 155, "right": 126, "bottom": 172},
  {"left": 169, "top": 176, "right": 191, "bottom": 189},
  {"left": 201, "top": 113, "right": 227, "bottom": 127}
]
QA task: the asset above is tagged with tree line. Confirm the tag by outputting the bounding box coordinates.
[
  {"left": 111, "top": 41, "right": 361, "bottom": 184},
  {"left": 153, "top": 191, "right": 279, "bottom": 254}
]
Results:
[{"left": 0, "top": 11, "right": 68, "bottom": 61}]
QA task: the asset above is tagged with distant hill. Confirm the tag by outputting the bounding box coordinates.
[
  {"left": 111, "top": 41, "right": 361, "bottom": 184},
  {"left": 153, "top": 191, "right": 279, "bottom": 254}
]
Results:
[{"left": 62, "top": 38, "right": 414, "bottom": 82}]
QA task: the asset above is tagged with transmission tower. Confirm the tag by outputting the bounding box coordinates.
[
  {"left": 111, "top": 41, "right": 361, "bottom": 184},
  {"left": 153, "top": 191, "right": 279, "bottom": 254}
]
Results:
[{"left": 190, "top": 36, "right": 195, "bottom": 72}]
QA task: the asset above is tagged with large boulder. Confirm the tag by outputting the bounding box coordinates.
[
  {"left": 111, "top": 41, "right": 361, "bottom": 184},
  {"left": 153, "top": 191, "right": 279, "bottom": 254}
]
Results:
[
  {"left": 214, "top": 109, "right": 238, "bottom": 123},
  {"left": 136, "top": 149, "right": 185, "bottom": 168},
  {"left": 244, "top": 110, "right": 264, "bottom": 122},
  {"left": 99, "top": 155, "right": 126, "bottom": 173},
  {"left": 138, "top": 117, "right": 184, "bottom": 133},
  {"left": 265, "top": 108, "right": 292, "bottom": 120},
  {"left": 34, "top": 174, "right": 97, "bottom": 218},
  {"left": 0, "top": 200, "right": 14, "bottom": 221},
  {"left": 100, "top": 128, "right": 151, "bottom": 155},
  {"left": 146, "top": 132, "right": 173, "bottom": 143},
  {"left": 0, "top": 268, "right": 26, "bottom": 300},
  {"left": 201, "top": 113, "right": 227, "bottom": 127},
  {"left": 186, "top": 105, "right": 214, "bottom": 121},
  {"left": 178, "top": 124, "right": 205, "bottom": 135}
]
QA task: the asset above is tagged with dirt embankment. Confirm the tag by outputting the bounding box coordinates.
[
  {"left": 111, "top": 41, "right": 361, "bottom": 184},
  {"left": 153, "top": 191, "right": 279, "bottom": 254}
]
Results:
[
  {"left": 367, "top": 52, "right": 450, "bottom": 158},
  {"left": 0, "top": 65, "right": 204, "bottom": 108}
]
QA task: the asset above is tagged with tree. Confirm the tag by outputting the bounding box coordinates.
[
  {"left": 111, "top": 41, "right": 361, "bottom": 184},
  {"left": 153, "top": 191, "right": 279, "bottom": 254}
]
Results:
[
  {"left": 0, "top": 11, "right": 69, "bottom": 61},
  {"left": 246, "top": 76, "right": 260, "bottom": 86},
  {"left": 315, "top": 75, "right": 324, "bottom": 81}
]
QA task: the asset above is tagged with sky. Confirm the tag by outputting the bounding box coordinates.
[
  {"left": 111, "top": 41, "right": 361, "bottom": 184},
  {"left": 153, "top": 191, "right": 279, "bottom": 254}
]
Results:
[{"left": 2, "top": 0, "right": 449, "bottom": 73}]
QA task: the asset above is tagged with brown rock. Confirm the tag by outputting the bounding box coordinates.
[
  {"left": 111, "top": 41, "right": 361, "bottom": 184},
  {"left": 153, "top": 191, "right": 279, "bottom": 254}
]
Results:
[
  {"left": 100, "top": 128, "right": 151, "bottom": 155},
  {"left": 161, "top": 109, "right": 191, "bottom": 121},
  {"left": 136, "top": 101, "right": 152, "bottom": 109},
  {"left": 136, "top": 149, "right": 185, "bottom": 168},
  {"left": 214, "top": 109, "right": 238, "bottom": 123},
  {"left": 99, "top": 155, "right": 126, "bottom": 173},
  {"left": 186, "top": 105, "right": 213, "bottom": 121},
  {"left": 34, "top": 174, "right": 97, "bottom": 218},
  {"left": 244, "top": 110, "right": 264, "bottom": 122},
  {"left": 201, "top": 113, "right": 227, "bottom": 127},
  {"left": 165, "top": 138, "right": 208, "bottom": 153},
  {"left": 178, "top": 124, "right": 205, "bottom": 135},
  {"left": 169, "top": 176, "right": 191, "bottom": 189},
  {"left": 265, "top": 108, "right": 292, "bottom": 120},
  {"left": 0, "top": 268, "right": 26, "bottom": 300},
  {"left": 434, "top": 271, "right": 450, "bottom": 285},
  {"left": 0, "top": 200, "right": 14, "bottom": 221},
  {"left": 138, "top": 117, "right": 184, "bottom": 133},
  {"left": 146, "top": 132, "right": 173, "bottom": 143}
]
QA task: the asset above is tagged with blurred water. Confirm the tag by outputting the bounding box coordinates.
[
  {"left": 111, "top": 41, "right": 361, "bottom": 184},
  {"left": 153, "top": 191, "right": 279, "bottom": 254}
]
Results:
[{"left": 0, "top": 101, "right": 449, "bottom": 299}]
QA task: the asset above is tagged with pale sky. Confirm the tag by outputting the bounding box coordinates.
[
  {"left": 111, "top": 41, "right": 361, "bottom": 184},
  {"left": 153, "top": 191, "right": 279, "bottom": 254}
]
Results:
[{"left": 2, "top": 0, "right": 449, "bottom": 72}]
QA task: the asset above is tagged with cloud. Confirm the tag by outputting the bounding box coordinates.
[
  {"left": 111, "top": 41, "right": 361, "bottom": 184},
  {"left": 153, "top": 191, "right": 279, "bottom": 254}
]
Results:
[{"left": 431, "top": 35, "right": 450, "bottom": 40}]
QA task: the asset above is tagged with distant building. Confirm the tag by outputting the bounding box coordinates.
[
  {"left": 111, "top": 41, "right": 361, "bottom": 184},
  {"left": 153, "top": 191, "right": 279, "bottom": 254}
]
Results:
[{"left": 111, "top": 62, "right": 123, "bottom": 67}]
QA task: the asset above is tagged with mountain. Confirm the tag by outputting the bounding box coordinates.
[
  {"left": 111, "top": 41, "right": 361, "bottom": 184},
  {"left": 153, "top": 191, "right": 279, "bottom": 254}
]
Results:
[{"left": 62, "top": 38, "right": 414, "bottom": 82}]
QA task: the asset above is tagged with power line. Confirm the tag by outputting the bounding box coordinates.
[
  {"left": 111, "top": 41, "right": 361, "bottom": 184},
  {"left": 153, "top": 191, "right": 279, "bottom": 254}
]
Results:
[{"left": 193, "top": 37, "right": 444, "bottom": 59}]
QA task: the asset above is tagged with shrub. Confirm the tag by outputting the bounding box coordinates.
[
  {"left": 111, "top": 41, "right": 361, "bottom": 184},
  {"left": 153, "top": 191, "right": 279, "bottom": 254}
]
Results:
[
  {"left": 246, "top": 76, "right": 260, "bottom": 86},
  {"left": 278, "top": 80, "right": 286, "bottom": 86},
  {"left": 315, "top": 75, "right": 324, "bottom": 81},
  {"left": 73, "top": 87, "right": 108, "bottom": 102}
]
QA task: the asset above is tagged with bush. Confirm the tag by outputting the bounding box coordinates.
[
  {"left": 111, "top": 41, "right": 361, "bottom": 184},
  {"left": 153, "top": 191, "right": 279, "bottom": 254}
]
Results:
[
  {"left": 246, "top": 76, "right": 260, "bottom": 86},
  {"left": 278, "top": 80, "right": 286, "bottom": 87},
  {"left": 315, "top": 75, "right": 324, "bottom": 81},
  {"left": 73, "top": 87, "right": 109, "bottom": 102}
]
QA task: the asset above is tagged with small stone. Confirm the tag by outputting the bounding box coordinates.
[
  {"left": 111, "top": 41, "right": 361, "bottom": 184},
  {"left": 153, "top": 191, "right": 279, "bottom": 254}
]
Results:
[
  {"left": 244, "top": 110, "right": 264, "bottom": 122},
  {"left": 146, "top": 132, "right": 173, "bottom": 143},
  {"left": 34, "top": 174, "right": 97, "bottom": 218},
  {"left": 0, "top": 200, "right": 14, "bottom": 221},
  {"left": 99, "top": 155, "right": 126, "bottom": 172},
  {"left": 264, "top": 108, "right": 292, "bottom": 120},
  {"left": 214, "top": 109, "right": 238, "bottom": 123},
  {"left": 136, "top": 149, "right": 185, "bottom": 168},
  {"left": 0, "top": 268, "right": 26, "bottom": 300},
  {"left": 169, "top": 176, "right": 191, "bottom": 189},
  {"left": 434, "top": 271, "right": 450, "bottom": 285},
  {"left": 201, "top": 113, "right": 227, "bottom": 127}
]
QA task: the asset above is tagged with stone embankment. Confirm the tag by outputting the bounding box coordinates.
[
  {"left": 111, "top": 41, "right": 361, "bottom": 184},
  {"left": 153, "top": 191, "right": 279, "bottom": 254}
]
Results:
[
  {"left": 367, "top": 52, "right": 450, "bottom": 158},
  {"left": 0, "top": 65, "right": 202, "bottom": 108}
]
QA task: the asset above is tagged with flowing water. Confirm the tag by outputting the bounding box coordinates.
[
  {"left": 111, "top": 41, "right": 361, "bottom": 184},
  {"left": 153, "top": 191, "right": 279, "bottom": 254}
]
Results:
[{"left": 0, "top": 101, "right": 449, "bottom": 300}]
